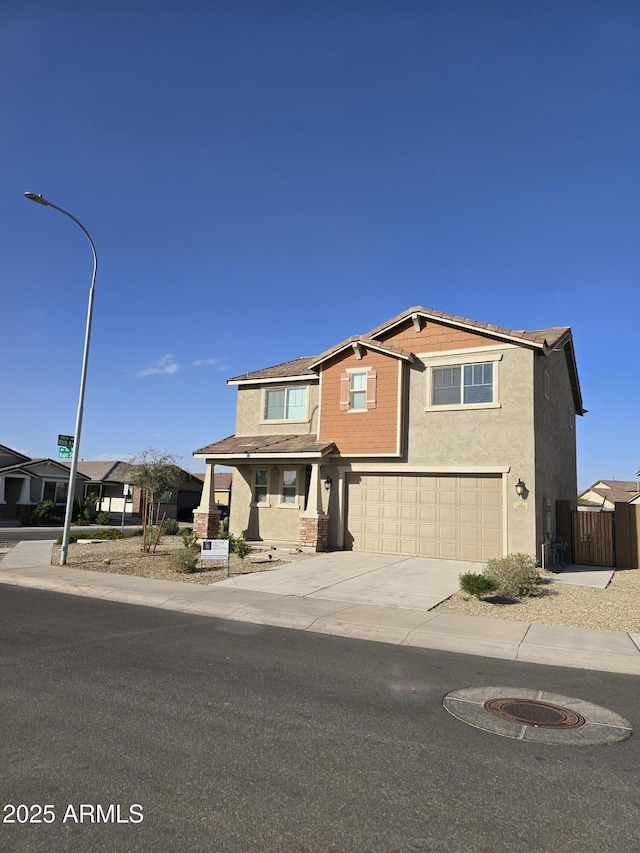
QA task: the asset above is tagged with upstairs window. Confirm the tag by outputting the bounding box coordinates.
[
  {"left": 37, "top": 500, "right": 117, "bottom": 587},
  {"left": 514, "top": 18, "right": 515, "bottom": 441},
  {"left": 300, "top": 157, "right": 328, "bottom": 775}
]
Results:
[
  {"left": 432, "top": 363, "right": 493, "bottom": 406},
  {"left": 340, "top": 368, "right": 377, "bottom": 411},
  {"left": 264, "top": 387, "right": 307, "bottom": 420},
  {"left": 349, "top": 372, "right": 367, "bottom": 410}
]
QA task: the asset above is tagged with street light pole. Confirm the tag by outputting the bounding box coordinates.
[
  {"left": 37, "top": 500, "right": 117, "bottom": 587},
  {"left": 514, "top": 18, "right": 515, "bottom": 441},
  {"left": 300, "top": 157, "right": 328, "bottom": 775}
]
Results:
[{"left": 25, "top": 192, "right": 98, "bottom": 566}]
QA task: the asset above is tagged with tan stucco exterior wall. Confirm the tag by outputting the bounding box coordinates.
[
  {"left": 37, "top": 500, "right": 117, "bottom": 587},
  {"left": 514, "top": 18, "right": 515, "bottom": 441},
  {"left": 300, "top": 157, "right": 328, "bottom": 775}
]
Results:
[
  {"left": 229, "top": 464, "right": 307, "bottom": 543},
  {"left": 397, "top": 344, "right": 538, "bottom": 556},
  {"left": 235, "top": 381, "right": 319, "bottom": 436},
  {"left": 533, "top": 347, "right": 579, "bottom": 544}
]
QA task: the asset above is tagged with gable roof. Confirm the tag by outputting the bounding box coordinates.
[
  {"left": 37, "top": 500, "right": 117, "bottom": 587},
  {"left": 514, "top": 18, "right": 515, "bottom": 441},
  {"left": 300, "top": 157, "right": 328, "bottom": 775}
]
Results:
[
  {"left": 0, "top": 458, "right": 90, "bottom": 479},
  {"left": 222, "top": 306, "right": 583, "bottom": 413},
  {"left": 0, "top": 444, "right": 30, "bottom": 463},
  {"left": 364, "top": 306, "right": 571, "bottom": 350},
  {"left": 579, "top": 480, "right": 640, "bottom": 506},
  {"left": 308, "top": 336, "right": 414, "bottom": 371}
]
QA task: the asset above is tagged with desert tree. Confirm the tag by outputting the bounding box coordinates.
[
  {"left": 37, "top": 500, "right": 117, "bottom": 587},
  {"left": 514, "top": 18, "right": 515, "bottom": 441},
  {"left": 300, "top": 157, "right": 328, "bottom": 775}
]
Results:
[{"left": 127, "top": 449, "right": 184, "bottom": 552}]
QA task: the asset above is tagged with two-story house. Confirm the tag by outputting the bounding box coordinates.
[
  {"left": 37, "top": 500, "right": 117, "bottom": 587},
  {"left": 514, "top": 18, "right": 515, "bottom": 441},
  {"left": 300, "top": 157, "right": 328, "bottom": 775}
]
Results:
[{"left": 193, "top": 307, "right": 583, "bottom": 563}]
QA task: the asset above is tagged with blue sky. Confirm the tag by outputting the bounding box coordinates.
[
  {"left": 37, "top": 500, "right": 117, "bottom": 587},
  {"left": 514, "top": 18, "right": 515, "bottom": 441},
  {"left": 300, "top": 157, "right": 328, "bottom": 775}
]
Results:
[{"left": 2, "top": 1, "right": 638, "bottom": 490}]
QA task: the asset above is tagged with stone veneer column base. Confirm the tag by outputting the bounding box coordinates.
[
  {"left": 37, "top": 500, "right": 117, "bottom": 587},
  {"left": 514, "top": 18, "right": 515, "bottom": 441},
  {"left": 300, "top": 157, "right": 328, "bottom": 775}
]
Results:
[
  {"left": 193, "top": 510, "right": 221, "bottom": 539},
  {"left": 299, "top": 514, "right": 329, "bottom": 552}
]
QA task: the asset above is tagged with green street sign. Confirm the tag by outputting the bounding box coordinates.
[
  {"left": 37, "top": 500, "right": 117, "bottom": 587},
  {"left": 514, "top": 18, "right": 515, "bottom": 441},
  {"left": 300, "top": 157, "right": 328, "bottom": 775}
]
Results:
[
  {"left": 58, "top": 434, "right": 74, "bottom": 449},
  {"left": 58, "top": 447, "right": 73, "bottom": 459}
]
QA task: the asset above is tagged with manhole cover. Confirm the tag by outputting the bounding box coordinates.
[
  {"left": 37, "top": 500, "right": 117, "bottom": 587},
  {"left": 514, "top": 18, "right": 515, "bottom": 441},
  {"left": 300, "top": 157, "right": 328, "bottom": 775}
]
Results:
[
  {"left": 443, "top": 687, "right": 632, "bottom": 745},
  {"left": 484, "top": 698, "right": 585, "bottom": 729}
]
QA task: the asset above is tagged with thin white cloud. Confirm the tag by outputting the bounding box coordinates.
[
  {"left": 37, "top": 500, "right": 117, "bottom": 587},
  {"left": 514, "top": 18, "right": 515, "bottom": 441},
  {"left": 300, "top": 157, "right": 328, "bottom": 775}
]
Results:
[
  {"left": 193, "top": 357, "right": 229, "bottom": 372},
  {"left": 94, "top": 452, "right": 135, "bottom": 462},
  {"left": 135, "top": 354, "right": 180, "bottom": 378}
]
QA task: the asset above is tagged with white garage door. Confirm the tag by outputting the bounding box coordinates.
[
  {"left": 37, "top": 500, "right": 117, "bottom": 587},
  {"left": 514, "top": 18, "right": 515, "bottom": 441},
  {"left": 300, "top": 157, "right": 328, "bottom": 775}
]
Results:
[{"left": 346, "top": 474, "right": 503, "bottom": 562}]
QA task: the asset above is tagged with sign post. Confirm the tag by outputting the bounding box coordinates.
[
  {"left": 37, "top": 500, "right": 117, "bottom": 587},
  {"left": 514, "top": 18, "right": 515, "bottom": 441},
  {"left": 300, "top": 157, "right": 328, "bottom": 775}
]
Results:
[
  {"left": 201, "top": 539, "right": 230, "bottom": 576},
  {"left": 121, "top": 484, "right": 131, "bottom": 531}
]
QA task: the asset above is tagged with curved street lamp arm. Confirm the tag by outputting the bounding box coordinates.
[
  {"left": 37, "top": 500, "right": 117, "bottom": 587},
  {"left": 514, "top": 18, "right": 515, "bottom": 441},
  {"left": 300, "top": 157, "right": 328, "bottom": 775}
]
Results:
[{"left": 24, "top": 192, "right": 98, "bottom": 566}]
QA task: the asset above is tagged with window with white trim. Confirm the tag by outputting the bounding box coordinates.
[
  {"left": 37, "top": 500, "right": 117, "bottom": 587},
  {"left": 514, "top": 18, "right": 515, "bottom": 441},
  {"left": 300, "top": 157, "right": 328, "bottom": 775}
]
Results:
[
  {"left": 340, "top": 367, "right": 377, "bottom": 411},
  {"left": 349, "top": 372, "right": 367, "bottom": 410},
  {"left": 281, "top": 469, "right": 297, "bottom": 504},
  {"left": 264, "top": 387, "right": 307, "bottom": 420},
  {"left": 254, "top": 470, "right": 269, "bottom": 504},
  {"left": 432, "top": 362, "right": 493, "bottom": 406}
]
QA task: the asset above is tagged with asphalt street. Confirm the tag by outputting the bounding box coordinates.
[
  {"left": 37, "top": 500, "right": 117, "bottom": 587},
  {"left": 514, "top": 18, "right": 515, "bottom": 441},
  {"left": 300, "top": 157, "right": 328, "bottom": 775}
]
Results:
[{"left": 1, "top": 587, "right": 638, "bottom": 852}]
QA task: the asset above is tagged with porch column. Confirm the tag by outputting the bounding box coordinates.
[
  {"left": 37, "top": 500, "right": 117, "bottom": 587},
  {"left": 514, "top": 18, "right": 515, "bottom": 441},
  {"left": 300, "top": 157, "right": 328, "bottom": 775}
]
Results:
[
  {"left": 299, "top": 463, "right": 329, "bottom": 552},
  {"left": 193, "top": 462, "right": 221, "bottom": 539},
  {"left": 0, "top": 476, "right": 5, "bottom": 504},
  {"left": 19, "top": 478, "right": 31, "bottom": 505}
]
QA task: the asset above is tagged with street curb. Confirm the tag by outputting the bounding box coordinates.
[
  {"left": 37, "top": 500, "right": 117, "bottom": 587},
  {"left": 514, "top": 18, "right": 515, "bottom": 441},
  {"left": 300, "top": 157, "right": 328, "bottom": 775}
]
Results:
[{"left": 1, "top": 569, "right": 639, "bottom": 676}]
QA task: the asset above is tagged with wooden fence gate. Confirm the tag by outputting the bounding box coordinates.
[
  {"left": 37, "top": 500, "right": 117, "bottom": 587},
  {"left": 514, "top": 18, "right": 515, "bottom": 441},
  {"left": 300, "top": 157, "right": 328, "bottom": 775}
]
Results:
[{"left": 572, "top": 511, "right": 615, "bottom": 567}]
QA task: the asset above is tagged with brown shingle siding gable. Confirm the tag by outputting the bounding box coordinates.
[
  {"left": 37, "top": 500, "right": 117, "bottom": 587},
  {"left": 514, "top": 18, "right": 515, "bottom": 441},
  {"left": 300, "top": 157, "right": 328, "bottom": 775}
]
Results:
[{"left": 364, "top": 306, "right": 570, "bottom": 348}]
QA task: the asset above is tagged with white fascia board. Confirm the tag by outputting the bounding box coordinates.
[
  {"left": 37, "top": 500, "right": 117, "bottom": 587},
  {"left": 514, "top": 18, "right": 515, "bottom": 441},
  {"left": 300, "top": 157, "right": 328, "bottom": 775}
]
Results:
[
  {"left": 227, "top": 374, "right": 317, "bottom": 386},
  {"left": 416, "top": 344, "right": 513, "bottom": 361},
  {"left": 336, "top": 463, "right": 511, "bottom": 474},
  {"left": 193, "top": 451, "right": 329, "bottom": 461}
]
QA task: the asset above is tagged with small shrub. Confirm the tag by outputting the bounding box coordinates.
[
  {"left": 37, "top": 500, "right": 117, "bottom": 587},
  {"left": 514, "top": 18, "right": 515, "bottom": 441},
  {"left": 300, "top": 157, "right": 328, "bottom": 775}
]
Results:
[
  {"left": 181, "top": 527, "right": 199, "bottom": 550},
  {"left": 163, "top": 518, "right": 180, "bottom": 536},
  {"left": 459, "top": 572, "right": 499, "bottom": 599},
  {"left": 483, "top": 553, "right": 540, "bottom": 598},
  {"left": 218, "top": 515, "right": 229, "bottom": 535},
  {"left": 232, "top": 535, "right": 251, "bottom": 560},
  {"left": 95, "top": 511, "right": 111, "bottom": 525},
  {"left": 169, "top": 548, "right": 199, "bottom": 574},
  {"left": 24, "top": 500, "right": 61, "bottom": 526},
  {"left": 55, "top": 527, "right": 124, "bottom": 545}
]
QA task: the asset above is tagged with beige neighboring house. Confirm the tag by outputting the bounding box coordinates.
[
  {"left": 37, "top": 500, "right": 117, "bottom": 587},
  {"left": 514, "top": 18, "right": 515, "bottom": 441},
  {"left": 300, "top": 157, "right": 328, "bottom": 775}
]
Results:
[
  {"left": 193, "top": 306, "right": 584, "bottom": 562},
  {"left": 579, "top": 480, "right": 640, "bottom": 511},
  {"left": 0, "top": 443, "right": 88, "bottom": 521}
]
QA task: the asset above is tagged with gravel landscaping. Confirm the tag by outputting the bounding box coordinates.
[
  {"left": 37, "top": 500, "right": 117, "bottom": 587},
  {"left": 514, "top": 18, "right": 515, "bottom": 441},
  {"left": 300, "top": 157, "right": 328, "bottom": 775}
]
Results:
[
  {"left": 431, "top": 568, "right": 640, "bottom": 633},
  {"left": 11, "top": 536, "right": 637, "bottom": 633},
  {"left": 50, "top": 536, "right": 288, "bottom": 585}
]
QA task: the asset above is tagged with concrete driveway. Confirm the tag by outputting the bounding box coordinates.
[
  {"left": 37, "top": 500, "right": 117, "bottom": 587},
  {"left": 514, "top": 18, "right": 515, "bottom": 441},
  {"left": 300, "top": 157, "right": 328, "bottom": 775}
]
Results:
[{"left": 217, "top": 551, "right": 481, "bottom": 611}]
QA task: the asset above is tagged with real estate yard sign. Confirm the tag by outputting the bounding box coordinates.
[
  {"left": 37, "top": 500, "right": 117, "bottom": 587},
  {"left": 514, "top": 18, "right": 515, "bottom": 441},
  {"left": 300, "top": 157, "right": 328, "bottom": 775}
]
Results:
[{"left": 201, "top": 539, "right": 230, "bottom": 576}]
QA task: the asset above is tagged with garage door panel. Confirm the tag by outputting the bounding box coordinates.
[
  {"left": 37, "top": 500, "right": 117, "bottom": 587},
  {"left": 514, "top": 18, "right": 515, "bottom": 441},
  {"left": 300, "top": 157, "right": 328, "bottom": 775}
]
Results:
[
  {"left": 347, "top": 473, "right": 503, "bottom": 561},
  {"left": 400, "top": 505, "right": 418, "bottom": 522},
  {"left": 481, "top": 509, "right": 501, "bottom": 525},
  {"left": 460, "top": 508, "right": 479, "bottom": 524},
  {"left": 439, "top": 507, "right": 458, "bottom": 524}
]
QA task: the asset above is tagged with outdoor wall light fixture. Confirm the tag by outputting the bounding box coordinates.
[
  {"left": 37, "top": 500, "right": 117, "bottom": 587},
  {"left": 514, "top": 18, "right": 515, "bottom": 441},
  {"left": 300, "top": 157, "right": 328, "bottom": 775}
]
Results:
[
  {"left": 323, "top": 477, "right": 333, "bottom": 490},
  {"left": 515, "top": 479, "right": 526, "bottom": 497}
]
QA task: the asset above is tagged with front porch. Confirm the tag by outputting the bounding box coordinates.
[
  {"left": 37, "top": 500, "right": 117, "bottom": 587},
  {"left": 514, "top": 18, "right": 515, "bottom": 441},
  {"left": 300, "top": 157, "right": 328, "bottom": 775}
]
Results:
[{"left": 192, "top": 434, "right": 337, "bottom": 553}]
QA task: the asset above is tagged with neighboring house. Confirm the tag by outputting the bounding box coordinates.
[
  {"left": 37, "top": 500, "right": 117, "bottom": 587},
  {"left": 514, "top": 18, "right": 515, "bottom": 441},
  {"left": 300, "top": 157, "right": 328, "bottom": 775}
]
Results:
[
  {"left": 193, "top": 306, "right": 584, "bottom": 562},
  {"left": 578, "top": 480, "right": 640, "bottom": 511},
  {"left": 0, "top": 443, "right": 88, "bottom": 521},
  {"left": 193, "top": 470, "right": 232, "bottom": 511},
  {"left": 63, "top": 460, "right": 205, "bottom": 522}
]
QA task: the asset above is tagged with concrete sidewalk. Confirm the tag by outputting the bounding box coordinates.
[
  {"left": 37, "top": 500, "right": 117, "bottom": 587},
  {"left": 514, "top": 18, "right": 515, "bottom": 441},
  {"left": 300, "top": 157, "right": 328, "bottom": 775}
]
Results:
[{"left": 1, "top": 541, "right": 638, "bottom": 676}]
